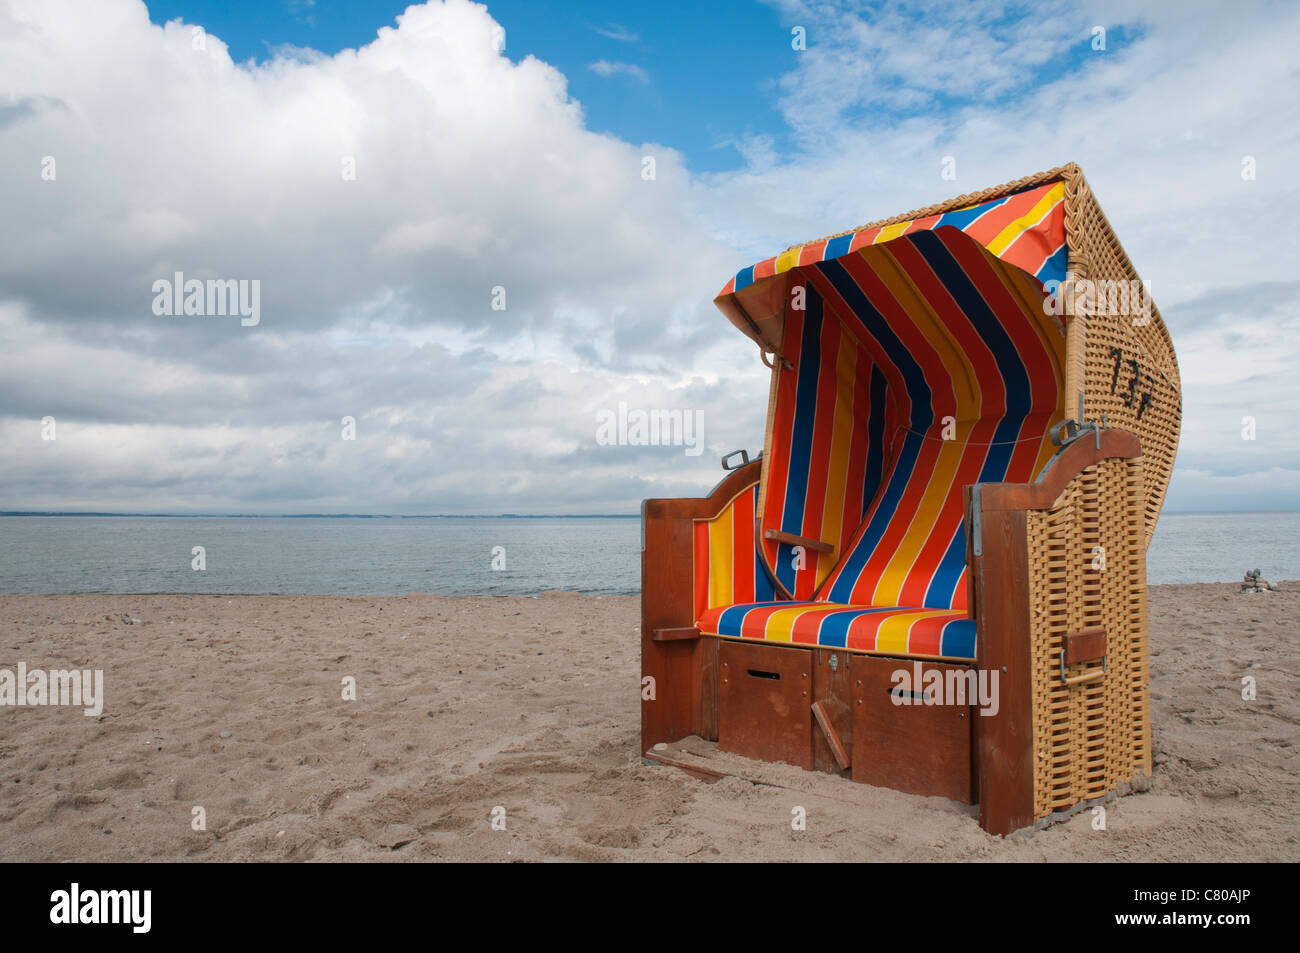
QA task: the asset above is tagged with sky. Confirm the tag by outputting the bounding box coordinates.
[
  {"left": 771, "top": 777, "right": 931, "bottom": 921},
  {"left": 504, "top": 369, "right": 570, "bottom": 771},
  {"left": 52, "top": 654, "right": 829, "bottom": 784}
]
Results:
[{"left": 0, "top": 0, "right": 1297, "bottom": 515}]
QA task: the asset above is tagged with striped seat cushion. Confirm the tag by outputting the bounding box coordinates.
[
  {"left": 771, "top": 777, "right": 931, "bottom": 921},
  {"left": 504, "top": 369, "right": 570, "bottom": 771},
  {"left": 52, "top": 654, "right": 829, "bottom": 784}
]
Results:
[{"left": 697, "top": 600, "right": 976, "bottom": 662}]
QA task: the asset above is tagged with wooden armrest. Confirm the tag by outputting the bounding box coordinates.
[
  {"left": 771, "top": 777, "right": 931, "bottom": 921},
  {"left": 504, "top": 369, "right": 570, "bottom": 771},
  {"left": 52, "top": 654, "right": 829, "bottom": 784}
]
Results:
[
  {"left": 763, "top": 529, "right": 834, "bottom": 554},
  {"left": 652, "top": 627, "right": 701, "bottom": 642}
]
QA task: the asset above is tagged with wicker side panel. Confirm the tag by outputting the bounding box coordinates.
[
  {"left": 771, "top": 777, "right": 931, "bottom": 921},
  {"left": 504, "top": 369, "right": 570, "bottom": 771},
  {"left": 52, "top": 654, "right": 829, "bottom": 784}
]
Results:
[
  {"left": 1064, "top": 175, "right": 1181, "bottom": 543},
  {"left": 1027, "top": 456, "right": 1151, "bottom": 820}
]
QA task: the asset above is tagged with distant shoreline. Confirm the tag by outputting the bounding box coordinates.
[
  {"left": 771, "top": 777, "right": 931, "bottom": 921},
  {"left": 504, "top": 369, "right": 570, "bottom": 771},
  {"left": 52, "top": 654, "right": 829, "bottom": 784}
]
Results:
[
  {"left": 0, "top": 580, "right": 1289, "bottom": 599},
  {"left": 0, "top": 512, "right": 641, "bottom": 519},
  {"left": 2, "top": 510, "right": 1296, "bottom": 519}
]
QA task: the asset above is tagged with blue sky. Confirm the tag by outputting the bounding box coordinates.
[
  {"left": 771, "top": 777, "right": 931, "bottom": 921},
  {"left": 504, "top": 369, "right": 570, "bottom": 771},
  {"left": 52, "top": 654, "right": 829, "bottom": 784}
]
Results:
[
  {"left": 147, "top": 0, "right": 795, "bottom": 173},
  {"left": 2, "top": 0, "right": 1298, "bottom": 515}
]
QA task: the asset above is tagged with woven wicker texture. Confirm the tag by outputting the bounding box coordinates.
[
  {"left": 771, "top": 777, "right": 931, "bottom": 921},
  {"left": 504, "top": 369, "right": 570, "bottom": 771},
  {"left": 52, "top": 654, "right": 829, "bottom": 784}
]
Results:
[
  {"left": 1062, "top": 173, "right": 1180, "bottom": 543},
  {"left": 1026, "top": 455, "right": 1152, "bottom": 820}
]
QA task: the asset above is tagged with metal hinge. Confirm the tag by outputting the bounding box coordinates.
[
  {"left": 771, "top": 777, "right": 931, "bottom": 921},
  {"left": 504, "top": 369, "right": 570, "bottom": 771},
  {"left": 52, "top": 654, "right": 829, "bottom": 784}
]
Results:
[{"left": 1051, "top": 394, "right": 1107, "bottom": 450}]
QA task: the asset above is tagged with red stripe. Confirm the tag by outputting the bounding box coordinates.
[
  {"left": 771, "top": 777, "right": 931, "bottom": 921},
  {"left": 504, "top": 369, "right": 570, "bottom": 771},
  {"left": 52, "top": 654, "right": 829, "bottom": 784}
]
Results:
[
  {"left": 1000, "top": 203, "right": 1064, "bottom": 278},
  {"left": 732, "top": 487, "right": 756, "bottom": 604},
  {"left": 960, "top": 183, "right": 1053, "bottom": 246},
  {"left": 840, "top": 345, "right": 873, "bottom": 550},
  {"left": 798, "top": 239, "right": 828, "bottom": 266},
  {"left": 901, "top": 614, "right": 958, "bottom": 657},
  {"left": 736, "top": 604, "right": 798, "bottom": 640},
  {"left": 693, "top": 519, "right": 710, "bottom": 619},
  {"left": 902, "top": 212, "right": 944, "bottom": 235},
  {"left": 796, "top": 315, "right": 842, "bottom": 600},
  {"left": 787, "top": 606, "right": 844, "bottom": 645},
  {"left": 759, "top": 309, "right": 802, "bottom": 574},
  {"left": 847, "top": 226, "right": 883, "bottom": 254},
  {"left": 896, "top": 437, "right": 992, "bottom": 607},
  {"left": 799, "top": 268, "right": 915, "bottom": 432}
]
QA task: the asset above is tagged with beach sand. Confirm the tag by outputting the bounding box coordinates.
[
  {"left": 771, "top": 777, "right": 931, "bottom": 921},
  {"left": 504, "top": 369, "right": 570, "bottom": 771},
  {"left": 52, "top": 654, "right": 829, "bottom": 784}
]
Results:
[{"left": 0, "top": 582, "right": 1296, "bottom": 862}]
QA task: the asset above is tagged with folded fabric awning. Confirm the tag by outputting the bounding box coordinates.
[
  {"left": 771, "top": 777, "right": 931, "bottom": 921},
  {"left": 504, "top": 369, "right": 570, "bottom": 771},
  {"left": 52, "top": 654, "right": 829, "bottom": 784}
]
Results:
[{"left": 715, "top": 180, "right": 1067, "bottom": 354}]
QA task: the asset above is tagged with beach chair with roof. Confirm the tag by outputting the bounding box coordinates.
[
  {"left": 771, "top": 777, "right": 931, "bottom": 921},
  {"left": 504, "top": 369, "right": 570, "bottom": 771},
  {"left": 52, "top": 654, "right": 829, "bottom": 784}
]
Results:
[{"left": 640, "top": 164, "right": 1180, "bottom": 835}]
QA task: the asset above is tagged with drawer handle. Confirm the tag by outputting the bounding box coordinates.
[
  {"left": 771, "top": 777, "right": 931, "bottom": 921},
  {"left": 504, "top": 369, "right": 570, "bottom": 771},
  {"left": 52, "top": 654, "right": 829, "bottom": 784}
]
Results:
[
  {"left": 1059, "top": 650, "right": 1106, "bottom": 686},
  {"left": 889, "top": 687, "right": 930, "bottom": 701}
]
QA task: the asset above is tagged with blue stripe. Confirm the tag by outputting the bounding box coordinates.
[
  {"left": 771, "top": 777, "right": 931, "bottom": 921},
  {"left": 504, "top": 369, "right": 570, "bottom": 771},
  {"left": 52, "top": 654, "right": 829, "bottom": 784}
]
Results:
[
  {"left": 816, "top": 258, "right": 934, "bottom": 431},
  {"left": 1034, "top": 244, "right": 1068, "bottom": 286},
  {"left": 863, "top": 365, "right": 887, "bottom": 515},
  {"left": 911, "top": 231, "right": 1030, "bottom": 607},
  {"left": 911, "top": 230, "right": 1031, "bottom": 419},
  {"left": 824, "top": 233, "right": 855, "bottom": 260},
  {"left": 734, "top": 265, "right": 756, "bottom": 293},
  {"left": 753, "top": 558, "right": 776, "bottom": 602},
  {"left": 933, "top": 195, "right": 1007, "bottom": 233},
  {"left": 824, "top": 428, "right": 926, "bottom": 603},
  {"left": 925, "top": 514, "right": 971, "bottom": 609},
  {"left": 814, "top": 605, "right": 900, "bottom": 648},
  {"left": 938, "top": 618, "right": 977, "bottom": 659},
  {"left": 776, "top": 293, "right": 824, "bottom": 591},
  {"left": 707, "top": 602, "right": 977, "bottom": 659}
]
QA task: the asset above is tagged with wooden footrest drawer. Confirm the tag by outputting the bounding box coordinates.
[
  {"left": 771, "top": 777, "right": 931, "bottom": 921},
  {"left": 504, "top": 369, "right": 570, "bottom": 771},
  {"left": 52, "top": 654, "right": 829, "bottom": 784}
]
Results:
[
  {"left": 718, "top": 641, "right": 813, "bottom": 770},
  {"left": 850, "top": 656, "right": 975, "bottom": 804}
]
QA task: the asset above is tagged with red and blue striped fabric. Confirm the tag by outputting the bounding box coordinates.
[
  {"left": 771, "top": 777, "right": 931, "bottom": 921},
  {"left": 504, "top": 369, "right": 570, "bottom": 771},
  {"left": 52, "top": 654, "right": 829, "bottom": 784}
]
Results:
[
  {"left": 758, "top": 292, "right": 887, "bottom": 600},
  {"left": 693, "top": 483, "right": 777, "bottom": 618},
  {"left": 718, "top": 181, "right": 1067, "bottom": 299},
  {"left": 811, "top": 226, "right": 1066, "bottom": 605},
  {"left": 697, "top": 601, "right": 976, "bottom": 661},
  {"left": 812, "top": 230, "right": 1065, "bottom": 608},
  {"left": 697, "top": 179, "right": 1069, "bottom": 660}
]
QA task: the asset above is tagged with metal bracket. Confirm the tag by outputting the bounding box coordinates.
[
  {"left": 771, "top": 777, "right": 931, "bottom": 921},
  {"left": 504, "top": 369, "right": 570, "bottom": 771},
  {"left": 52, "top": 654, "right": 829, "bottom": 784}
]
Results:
[
  {"left": 1051, "top": 394, "right": 1107, "bottom": 451},
  {"left": 721, "top": 449, "right": 750, "bottom": 470},
  {"left": 970, "top": 484, "right": 983, "bottom": 557}
]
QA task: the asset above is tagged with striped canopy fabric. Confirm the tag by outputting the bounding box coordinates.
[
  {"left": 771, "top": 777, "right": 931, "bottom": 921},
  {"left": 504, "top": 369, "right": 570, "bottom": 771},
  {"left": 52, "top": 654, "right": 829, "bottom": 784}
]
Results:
[
  {"left": 717, "top": 181, "right": 1066, "bottom": 329},
  {"left": 698, "top": 179, "right": 1070, "bottom": 659}
]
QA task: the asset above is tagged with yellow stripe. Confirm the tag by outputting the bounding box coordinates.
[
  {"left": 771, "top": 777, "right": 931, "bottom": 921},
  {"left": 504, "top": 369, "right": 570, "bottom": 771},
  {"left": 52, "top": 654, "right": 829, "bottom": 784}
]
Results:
[
  {"left": 1031, "top": 425, "right": 1060, "bottom": 480},
  {"left": 873, "top": 610, "right": 953, "bottom": 655},
  {"left": 774, "top": 248, "right": 801, "bottom": 275},
  {"left": 998, "top": 257, "right": 1066, "bottom": 395},
  {"left": 862, "top": 247, "right": 979, "bottom": 606},
  {"left": 871, "top": 436, "right": 967, "bottom": 606},
  {"left": 760, "top": 605, "right": 827, "bottom": 643},
  {"left": 817, "top": 327, "right": 859, "bottom": 588},
  {"left": 708, "top": 498, "right": 735, "bottom": 610},
  {"left": 987, "top": 182, "right": 1064, "bottom": 257},
  {"left": 874, "top": 221, "right": 912, "bottom": 244}
]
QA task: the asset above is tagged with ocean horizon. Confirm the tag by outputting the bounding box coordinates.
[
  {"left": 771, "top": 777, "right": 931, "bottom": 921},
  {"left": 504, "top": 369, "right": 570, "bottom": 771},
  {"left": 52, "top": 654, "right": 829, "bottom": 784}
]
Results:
[{"left": 1, "top": 510, "right": 1296, "bottom": 595}]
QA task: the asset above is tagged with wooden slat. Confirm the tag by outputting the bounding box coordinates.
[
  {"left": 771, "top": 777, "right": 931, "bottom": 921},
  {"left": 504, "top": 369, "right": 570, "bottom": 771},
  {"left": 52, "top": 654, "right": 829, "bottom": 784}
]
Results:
[
  {"left": 811, "top": 649, "right": 853, "bottom": 776},
  {"left": 763, "top": 528, "right": 834, "bottom": 554},
  {"left": 641, "top": 750, "right": 726, "bottom": 783},
  {"left": 652, "top": 626, "right": 700, "bottom": 642},
  {"left": 811, "top": 700, "right": 851, "bottom": 771},
  {"left": 641, "top": 460, "right": 762, "bottom": 755},
  {"left": 972, "top": 507, "right": 1035, "bottom": 834}
]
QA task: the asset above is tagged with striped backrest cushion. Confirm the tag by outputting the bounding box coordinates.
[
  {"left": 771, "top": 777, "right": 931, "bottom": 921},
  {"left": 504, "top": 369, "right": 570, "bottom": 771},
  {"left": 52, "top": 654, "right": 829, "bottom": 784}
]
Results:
[
  {"left": 813, "top": 228, "right": 1067, "bottom": 610},
  {"left": 757, "top": 287, "right": 888, "bottom": 600}
]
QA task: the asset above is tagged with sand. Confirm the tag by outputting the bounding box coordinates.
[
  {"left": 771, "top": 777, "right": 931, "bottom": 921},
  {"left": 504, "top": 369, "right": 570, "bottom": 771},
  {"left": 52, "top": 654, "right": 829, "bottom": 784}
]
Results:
[{"left": 0, "top": 582, "right": 1296, "bottom": 862}]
